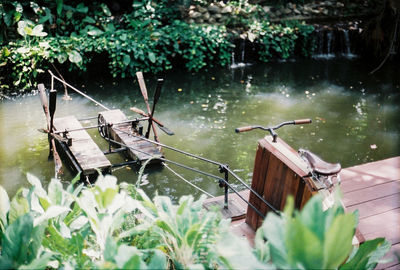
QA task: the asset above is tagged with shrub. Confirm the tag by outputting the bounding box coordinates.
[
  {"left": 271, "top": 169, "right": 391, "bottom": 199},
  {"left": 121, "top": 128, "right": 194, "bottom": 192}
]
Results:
[{"left": 0, "top": 173, "right": 391, "bottom": 269}]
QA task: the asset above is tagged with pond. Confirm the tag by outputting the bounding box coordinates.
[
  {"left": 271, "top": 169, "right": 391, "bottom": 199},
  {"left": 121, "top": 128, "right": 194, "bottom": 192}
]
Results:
[{"left": 1, "top": 58, "right": 399, "bottom": 201}]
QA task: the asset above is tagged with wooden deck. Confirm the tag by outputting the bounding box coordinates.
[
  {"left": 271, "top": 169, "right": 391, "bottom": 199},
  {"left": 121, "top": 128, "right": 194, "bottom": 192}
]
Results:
[
  {"left": 53, "top": 115, "right": 111, "bottom": 177},
  {"left": 203, "top": 156, "right": 400, "bottom": 268},
  {"left": 98, "top": 109, "right": 162, "bottom": 163},
  {"left": 341, "top": 156, "right": 400, "bottom": 269}
]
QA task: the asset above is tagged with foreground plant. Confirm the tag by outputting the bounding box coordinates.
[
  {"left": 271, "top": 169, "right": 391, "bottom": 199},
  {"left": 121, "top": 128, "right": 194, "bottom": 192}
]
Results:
[
  {"left": 0, "top": 173, "right": 391, "bottom": 269},
  {"left": 255, "top": 194, "right": 391, "bottom": 269}
]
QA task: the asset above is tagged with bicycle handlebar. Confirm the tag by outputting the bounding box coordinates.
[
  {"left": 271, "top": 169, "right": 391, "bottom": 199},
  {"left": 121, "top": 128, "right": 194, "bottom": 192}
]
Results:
[
  {"left": 294, "top": 119, "right": 312, "bottom": 125},
  {"left": 235, "top": 119, "right": 312, "bottom": 142}
]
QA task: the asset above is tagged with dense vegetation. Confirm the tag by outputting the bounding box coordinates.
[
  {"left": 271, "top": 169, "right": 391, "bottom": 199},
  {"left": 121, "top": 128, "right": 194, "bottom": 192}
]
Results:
[
  {"left": 0, "top": 173, "right": 390, "bottom": 269},
  {"left": 0, "top": 0, "right": 315, "bottom": 94}
]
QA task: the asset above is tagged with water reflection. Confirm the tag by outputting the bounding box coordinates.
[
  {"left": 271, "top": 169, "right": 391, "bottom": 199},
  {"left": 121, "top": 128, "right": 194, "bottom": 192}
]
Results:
[{"left": 0, "top": 59, "right": 399, "bottom": 201}]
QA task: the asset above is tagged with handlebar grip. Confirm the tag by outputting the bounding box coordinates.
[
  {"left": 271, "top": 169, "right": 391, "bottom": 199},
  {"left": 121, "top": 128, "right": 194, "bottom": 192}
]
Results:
[
  {"left": 294, "top": 119, "right": 312, "bottom": 125},
  {"left": 235, "top": 126, "right": 254, "bottom": 133}
]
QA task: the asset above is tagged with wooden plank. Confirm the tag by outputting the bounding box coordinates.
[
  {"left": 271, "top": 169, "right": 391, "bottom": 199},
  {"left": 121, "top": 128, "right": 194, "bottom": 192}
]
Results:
[
  {"left": 357, "top": 209, "right": 400, "bottom": 244},
  {"left": 53, "top": 116, "right": 111, "bottom": 176},
  {"left": 98, "top": 109, "right": 162, "bottom": 163},
  {"left": 203, "top": 199, "right": 246, "bottom": 221},
  {"left": 346, "top": 193, "right": 400, "bottom": 219},
  {"left": 342, "top": 181, "right": 400, "bottom": 207},
  {"left": 246, "top": 142, "right": 271, "bottom": 230}
]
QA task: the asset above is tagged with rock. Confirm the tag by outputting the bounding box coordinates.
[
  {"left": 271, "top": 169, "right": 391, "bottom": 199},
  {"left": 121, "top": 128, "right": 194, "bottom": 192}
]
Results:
[
  {"left": 203, "top": 12, "right": 210, "bottom": 20},
  {"left": 208, "top": 4, "right": 221, "bottom": 14},
  {"left": 221, "top": 5, "right": 232, "bottom": 14},
  {"left": 336, "top": 2, "right": 344, "bottom": 8},
  {"left": 275, "top": 10, "right": 282, "bottom": 17},
  {"left": 187, "top": 19, "right": 195, "bottom": 24},
  {"left": 208, "top": 17, "right": 216, "bottom": 24},
  {"left": 283, "top": 8, "right": 292, "bottom": 15},
  {"left": 322, "top": 9, "right": 329, "bottom": 15},
  {"left": 214, "top": 13, "right": 222, "bottom": 19},
  {"left": 263, "top": 6, "right": 271, "bottom": 13},
  {"left": 197, "top": 6, "right": 207, "bottom": 13},
  {"left": 195, "top": 18, "right": 204, "bottom": 24},
  {"left": 294, "top": 8, "right": 301, "bottom": 15},
  {"left": 189, "top": 10, "right": 202, "bottom": 18}
]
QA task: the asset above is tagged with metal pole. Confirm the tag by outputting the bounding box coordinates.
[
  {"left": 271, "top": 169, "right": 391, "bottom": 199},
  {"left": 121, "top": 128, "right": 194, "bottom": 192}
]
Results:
[{"left": 48, "top": 70, "right": 110, "bottom": 111}]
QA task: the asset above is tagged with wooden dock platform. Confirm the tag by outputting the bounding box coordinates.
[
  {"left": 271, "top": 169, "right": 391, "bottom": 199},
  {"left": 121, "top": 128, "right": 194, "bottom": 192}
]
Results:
[
  {"left": 53, "top": 115, "right": 112, "bottom": 177},
  {"left": 203, "top": 156, "right": 400, "bottom": 268},
  {"left": 98, "top": 109, "right": 163, "bottom": 164},
  {"left": 341, "top": 156, "right": 400, "bottom": 269}
]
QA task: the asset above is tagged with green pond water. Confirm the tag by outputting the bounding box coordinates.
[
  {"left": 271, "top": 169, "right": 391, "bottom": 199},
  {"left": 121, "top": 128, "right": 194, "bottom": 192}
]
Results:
[{"left": 0, "top": 58, "right": 399, "bottom": 201}]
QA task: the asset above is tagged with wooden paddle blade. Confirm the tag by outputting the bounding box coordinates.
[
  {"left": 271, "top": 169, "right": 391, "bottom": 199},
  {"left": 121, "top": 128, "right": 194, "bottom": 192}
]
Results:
[
  {"left": 152, "top": 78, "right": 164, "bottom": 108},
  {"left": 51, "top": 139, "right": 63, "bottom": 176},
  {"left": 136, "top": 71, "right": 148, "bottom": 101},
  {"left": 38, "top": 84, "right": 50, "bottom": 126},
  {"left": 158, "top": 125, "right": 174, "bottom": 136},
  {"left": 49, "top": 89, "right": 57, "bottom": 132},
  {"left": 130, "top": 106, "right": 147, "bottom": 116}
]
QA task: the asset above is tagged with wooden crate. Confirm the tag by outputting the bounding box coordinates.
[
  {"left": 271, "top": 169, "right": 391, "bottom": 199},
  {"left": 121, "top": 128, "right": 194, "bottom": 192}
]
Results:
[{"left": 245, "top": 136, "right": 318, "bottom": 230}]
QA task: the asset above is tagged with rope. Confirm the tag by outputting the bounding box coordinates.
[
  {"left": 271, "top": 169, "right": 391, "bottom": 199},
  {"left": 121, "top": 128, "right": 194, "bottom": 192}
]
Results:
[
  {"left": 163, "top": 162, "right": 215, "bottom": 198},
  {"left": 48, "top": 70, "right": 110, "bottom": 111}
]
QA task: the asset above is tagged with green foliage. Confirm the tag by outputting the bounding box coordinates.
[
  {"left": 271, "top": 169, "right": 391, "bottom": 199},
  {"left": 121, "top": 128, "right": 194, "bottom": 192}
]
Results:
[
  {"left": 252, "top": 20, "right": 315, "bottom": 61},
  {"left": 0, "top": 1, "right": 320, "bottom": 93},
  {"left": 254, "top": 194, "right": 391, "bottom": 269},
  {"left": 0, "top": 173, "right": 393, "bottom": 269}
]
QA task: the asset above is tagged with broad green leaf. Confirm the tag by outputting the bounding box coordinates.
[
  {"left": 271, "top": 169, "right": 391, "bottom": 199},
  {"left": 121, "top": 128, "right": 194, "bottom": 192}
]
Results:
[
  {"left": 147, "top": 249, "right": 167, "bottom": 269},
  {"left": 341, "top": 238, "right": 391, "bottom": 270},
  {"left": 148, "top": 52, "right": 156, "bottom": 63},
  {"left": 33, "top": 205, "right": 70, "bottom": 226},
  {"left": 19, "top": 252, "right": 53, "bottom": 270},
  {"left": 57, "top": 53, "right": 67, "bottom": 64},
  {"left": 216, "top": 231, "right": 269, "bottom": 269},
  {"left": 1, "top": 213, "right": 44, "bottom": 266},
  {"left": 8, "top": 189, "right": 29, "bottom": 224},
  {"left": 76, "top": 3, "right": 88, "bottom": 13},
  {"left": 60, "top": 221, "right": 71, "bottom": 238},
  {"left": 27, "top": 173, "right": 47, "bottom": 198},
  {"left": 299, "top": 194, "right": 327, "bottom": 241},
  {"left": 56, "top": 0, "right": 63, "bottom": 15},
  {"left": 48, "top": 178, "right": 63, "bottom": 205},
  {"left": 123, "top": 254, "right": 147, "bottom": 269},
  {"left": 104, "top": 236, "right": 118, "bottom": 262},
  {"left": 87, "top": 27, "right": 104, "bottom": 36},
  {"left": 286, "top": 218, "right": 323, "bottom": 269},
  {"left": 41, "top": 224, "right": 78, "bottom": 256},
  {"left": 253, "top": 228, "right": 271, "bottom": 263},
  {"left": 323, "top": 214, "right": 356, "bottom": 269},
  {"left": 68, "top": 50, "right": 82, "bottom": 63},
  {"left": 100, "top": 3, "right": 112, "bottom": 16},
  {"left": 114, "top": 245, "right": 140, "bottom": 268},
  {"left": 69, "top": 216, "right": 88, "bottom": 230},
  {"left": 0, "top": 185, "right": 10, "bottom": 227},
  {"left": 123, "top": 54, "right": 131, "bottom": 66},
  {"left": 82, "top": 16, "right": 96, "bottom": 24},
  {"left": 262, "top": 213, "right": 288, "bottom": 268}
]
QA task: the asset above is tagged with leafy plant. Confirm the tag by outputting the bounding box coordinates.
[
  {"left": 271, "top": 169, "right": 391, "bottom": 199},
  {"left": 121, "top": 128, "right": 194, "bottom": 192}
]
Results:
[
  {"left": 0, "top": 173, "right": 391, "bottom": 269},
  {"left": 254, "top": 194, "right": 391, "bottom": 269}
]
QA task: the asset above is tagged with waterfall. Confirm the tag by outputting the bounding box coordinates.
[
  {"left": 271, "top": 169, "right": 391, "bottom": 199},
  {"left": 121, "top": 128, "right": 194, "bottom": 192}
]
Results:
[
  {"left": 313, "top": 24, "right": 358, "bottom": 59},
  {"left": 342, "top": 29, "right": 356, "bottom": 58},
  {"left": 241, "top": 39, "right": 245, "bottom": 63},
  {"left": 230, "top": 40, "right": 252, "bottom": 69}
]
